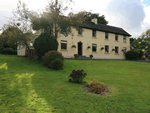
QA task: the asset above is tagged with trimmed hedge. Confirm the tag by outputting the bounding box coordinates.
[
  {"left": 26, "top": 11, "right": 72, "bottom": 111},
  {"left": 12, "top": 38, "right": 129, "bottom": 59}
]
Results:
[
  {"left": 33, "top": 32, "right": 58, "bottom": 60},
  {"left": 42, "top": 50, "right": 64, "bottom": 68},
  {"left": 125, "top": 50, "right": 139, "bottom": 60}
]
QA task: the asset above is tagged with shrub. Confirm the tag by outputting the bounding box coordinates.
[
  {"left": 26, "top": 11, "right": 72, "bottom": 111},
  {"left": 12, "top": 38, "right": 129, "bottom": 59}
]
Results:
[
  {"left": 1, "top": 48, "right": 14, "bottom": 55},
  {"left": 125, "top": 50, "right": 139, "bottom": 60},
  {"left": 87, "top": 80, "right": 106, "bottom": 94},
  {"left": 0, "top": 41, "right": 3, "bottom": 52},
  {"left": 74, "top": 54, "right": 78, "bottom": 58},
  {"left": 33, "top": 32, "right": 58, "bottom": 60},
  {"left": 69, "top": 69, "right": 87, "bottom": 83},
  {"left": 42, "top": 50, "right": 64, "bottom": 67},
  {"left": 134, "top": 49, "right": 144, "bottom": 59},
  {"left": 89, "top": 54, "right": 93, "bottom": 58},
  {"left": 49, "top": 58, "right": 64, "bottom": 70}
]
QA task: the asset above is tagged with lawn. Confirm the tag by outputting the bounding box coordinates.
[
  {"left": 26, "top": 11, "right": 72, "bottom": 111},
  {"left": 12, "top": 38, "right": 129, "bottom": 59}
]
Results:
[{"left": 0, "top": 54, "right": 150, "bottom": 113}]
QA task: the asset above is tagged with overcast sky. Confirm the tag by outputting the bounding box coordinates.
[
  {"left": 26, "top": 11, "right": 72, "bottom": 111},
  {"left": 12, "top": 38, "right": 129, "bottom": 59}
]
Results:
[{"left": 0, "top": 0, "right": 150, "bottom": 39}]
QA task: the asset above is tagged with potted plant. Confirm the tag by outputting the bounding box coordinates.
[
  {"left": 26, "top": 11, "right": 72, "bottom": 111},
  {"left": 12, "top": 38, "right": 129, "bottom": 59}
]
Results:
[
  {"left": 112, "top": 49, "right": 115, "bottom": 51},
  {"left": 101, "top": 47, "right": 104, "bottom": 50},
  {"left": 121, "top": 49, "right": 124, "bottom": 51},
  {"left": 74, "top": 54, "right": 78, "bottom": 58},
  {"left": 71, "top": 45, "right": 76, "bottom": 48},
  {"left": 89, "top": 54, "right": 93, "bottom": 59},
  {"left": 87, "top": 46, "right": 91, "bottom": 49}
]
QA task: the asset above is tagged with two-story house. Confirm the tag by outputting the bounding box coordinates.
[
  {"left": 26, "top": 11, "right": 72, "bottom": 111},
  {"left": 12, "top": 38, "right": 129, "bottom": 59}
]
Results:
[{"left": 17, "top": 18, "right": 131, "bottom": 60}]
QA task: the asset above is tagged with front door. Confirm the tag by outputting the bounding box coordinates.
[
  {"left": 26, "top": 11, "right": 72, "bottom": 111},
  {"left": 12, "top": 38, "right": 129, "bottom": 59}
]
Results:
[{"left": 78, "top": 41, "right": 82, "bottom": 56}]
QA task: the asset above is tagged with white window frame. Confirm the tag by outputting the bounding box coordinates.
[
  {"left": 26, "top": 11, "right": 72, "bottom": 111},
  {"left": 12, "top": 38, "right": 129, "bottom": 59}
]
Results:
[
  {"left": 92, "top": 44, "right": 97, "bottom": 52},
  {"left": 105, "top": 45, "right": 109, "bottom": 53},
  {"left": 123, "top": 36, "right": 126, "bottom": 42},
  {"left": 92, "top": 30, "right": 96, "bottom": 37},
  {"left": 78, "top": 28, "right": 82, "bottom": 35},
  {"left": 61, "top": 40, "right": 67, "bottom": 50},
  {"left": 115, "top": 34, "right": 118, "bottom": 41},
  {"left": 115, "top": 46, "right": 119, "bottom": 54}
]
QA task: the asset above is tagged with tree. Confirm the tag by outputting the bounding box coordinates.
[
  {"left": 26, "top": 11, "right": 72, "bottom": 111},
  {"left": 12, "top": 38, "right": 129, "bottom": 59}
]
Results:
[
  {"left": 82, "top": 12, "right": 108, "bottom": 25},
  {"left": 30, "top": 0, "right": 89, "bottom": 39},
  {"left": 132, "top": 29, "right": 150, "bottom": 58},
  {"left": 1, "top": 0, "right": 35, "bottom": 55}
]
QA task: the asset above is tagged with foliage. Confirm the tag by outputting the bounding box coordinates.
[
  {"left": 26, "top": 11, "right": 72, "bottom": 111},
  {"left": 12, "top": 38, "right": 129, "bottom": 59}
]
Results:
[
  {"left": 83, "top": 12, "right": 108, "bottom": 25},
  {"left": 49, "top": 58, "right": 64, "bottom": 70},
  {"left": 125, "top": 50, "right": 139, "bottom": 60},
  {"left": 69, "top": 69, "right": 87, "bottom": 83},
  {"left": 0, "top": 41, "right": 3, "bottom": 51},
  {"left": 134, "top": 49, "right": 144, "bottom": 59},
  {"left": 42, "top": 50, "right": 64, "bottom": 68},
  {"left": 0, "top": 48, "right": 14, "bottom": 55},
  {"left": 132, "top": 29, "right": 150, "bottom": 55},
  {"left": 89, "top": 54, "right": 93, "bottom": 58},
  {"left": 87, "top": 80, "right": 106, "bottom": 94},
  {"left": 30, "top": 0, "right": 86, "bottom": 39},
  {"left": 33, "top": 32, "right": 58, "bottom": 60},
  {"left": 74, "top": 54, "right": 78, "bottom": 58}
]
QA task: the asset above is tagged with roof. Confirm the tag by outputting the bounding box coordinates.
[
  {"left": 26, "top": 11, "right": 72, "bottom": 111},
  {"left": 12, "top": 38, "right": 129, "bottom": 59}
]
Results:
[
  {"left": 80, "top": 21, "right": 131, "bottom": 36},
  {"left": 43, "top": 12, "right": 131, "bottom": 36}
]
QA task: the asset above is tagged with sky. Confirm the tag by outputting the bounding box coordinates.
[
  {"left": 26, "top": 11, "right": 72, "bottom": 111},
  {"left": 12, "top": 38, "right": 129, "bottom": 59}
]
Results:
[{"left": 0, "top": 0, "right": 150, "bottom": 39}]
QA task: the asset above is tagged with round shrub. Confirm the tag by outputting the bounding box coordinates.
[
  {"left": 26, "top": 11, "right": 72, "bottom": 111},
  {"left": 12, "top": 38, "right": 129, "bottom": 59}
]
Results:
[
  {"left": 33, "top": 32, "right": 59, "bottom": 60},
  {"left": 1, "top": 48, "right": 14, "bottom": 55},
  {"left": 49, "top": 58, "right": 64, "bottom": 70},
  {"left": 125, "top": 50, "right": 139, "bottom": 60},
  {"left": 42, "top": 50, "right": 64, "bottom": 67},
  {"left": 87, "top": 80, "right": 106, "bottom": 94}
]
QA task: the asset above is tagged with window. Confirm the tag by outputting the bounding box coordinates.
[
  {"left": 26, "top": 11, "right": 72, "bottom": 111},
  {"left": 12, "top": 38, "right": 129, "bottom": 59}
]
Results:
[
  {"left": 115, "top": 34, "right": 118, "bottom": 41},
  {"left": 92, "top": 44, "right": 97, "bottom": 52},
  {"left": 105, "top": 32, "right": 108, "bottom": 39},
  {"left": 115, "top": 46, "right": 119, "bottom": 54},
  {"left": 123, "top": 36, "right": 126, "bottom": 42},
  {"left": 61, "top": 40, "right": 67, "bottom": 50},
  {"left": 78, "top": 28, "right": 82, "bottom": 35},
  {"left": 105, "top": 45, "right": 109, "bottom": 53},
  {"left": 123, "top": 47, "right": 126, "bottom": 54},
  {"left": 92, "top": 30, "right": 96, "bottom": 37}
]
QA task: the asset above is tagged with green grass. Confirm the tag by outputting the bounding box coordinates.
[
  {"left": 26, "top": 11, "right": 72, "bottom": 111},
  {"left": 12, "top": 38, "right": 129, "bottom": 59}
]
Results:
[{"left": 0, "top": 54, "right": 150, "bottom": 113}]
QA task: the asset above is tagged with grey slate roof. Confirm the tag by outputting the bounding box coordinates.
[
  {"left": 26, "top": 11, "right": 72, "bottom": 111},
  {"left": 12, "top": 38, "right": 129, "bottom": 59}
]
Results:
[{"left": 80, "top": 21, "right": 131, "bottom": 36}]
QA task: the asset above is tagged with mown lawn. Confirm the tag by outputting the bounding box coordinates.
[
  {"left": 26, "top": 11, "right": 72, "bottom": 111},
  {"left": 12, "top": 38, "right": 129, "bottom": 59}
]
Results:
[{"left": 0, "top": 54, "right": 150, "bottom": 113}]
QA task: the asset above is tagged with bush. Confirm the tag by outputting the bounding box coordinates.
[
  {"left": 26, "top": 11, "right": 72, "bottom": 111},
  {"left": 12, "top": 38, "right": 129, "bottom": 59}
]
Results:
[
  {"left": 42, "top": 50, "right": 64, "bottom": 67},
  {"left": 33, "top": 32, "right": 59, "bottom": 60},
  {"left": 69, "top": 69, "right": 87, "bottom": 83},
  {"left": 134, "top": 49, "right": 144, "bottom": 59},
  {"left": 0, "top": 41, "right": 3, "bottom": 52},
  {"left": 89, "top": 54, "right": 93, "bottom": 58},
  {"left": 74, "top": 54, "right": 78, "bottom": 58},
  {"left": 49, "top": 58, "right": 64, "bottom": 70},
  {"left": 125, "top": 50, "right": 139, "bottom": 60},
  {"left": 87, "top": 80, "right": 106, "bottom": 94},
  {"left": 1, "top": 48, "right": 14, "bottom": 55}
]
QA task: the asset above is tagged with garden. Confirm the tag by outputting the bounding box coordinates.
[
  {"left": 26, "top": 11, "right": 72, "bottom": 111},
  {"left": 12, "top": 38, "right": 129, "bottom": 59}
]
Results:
[{"left": 0, "top": 54, "right": 150, "bottom": 113}]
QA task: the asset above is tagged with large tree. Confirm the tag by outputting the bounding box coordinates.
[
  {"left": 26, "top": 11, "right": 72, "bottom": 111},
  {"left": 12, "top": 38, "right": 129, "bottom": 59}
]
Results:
[
  {"left": 132, "top": 29, "right": 150, "bottom": 57},
  {"left": 82, "top": 12, "right": 108, "bottom": 25},
  {"left": 30, "top": 0, "right": 91, "bottom": 39}
]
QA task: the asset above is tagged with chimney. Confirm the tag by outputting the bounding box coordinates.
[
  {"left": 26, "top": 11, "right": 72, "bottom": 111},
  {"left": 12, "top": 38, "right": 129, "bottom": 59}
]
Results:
[{"left": 91, "top": 18, "right": 97, "bottom": 24}]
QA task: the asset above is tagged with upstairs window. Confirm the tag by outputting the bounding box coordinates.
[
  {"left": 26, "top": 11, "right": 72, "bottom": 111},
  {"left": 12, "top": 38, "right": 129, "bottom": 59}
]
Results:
[
  {"left": 115, "top": 34, "right": 118, "bottom": 41},
  {"left": 78, "top": 28, "right": 82, "bottom": 35},
  {"left": 123, "top": 36, "right": 126, "bottom": 42},
  {"left": 61, "top": 40, "right": 67, "bottom": 50},
  {"left": 115, "top": 46, "right": 119, "bottom": 54},
  {"left": 123, "top": 47, "right": 126, "bottom": 54},
  {"left": 92, "top": 30, "right": 96, "bottom": 37},
  {"left": 105, "top": 45, "right": 109, "bottom": 53},
  {"left": 92, "top": 44, "right": 97, "bottom": 52},
  {"left": 105, "top": 32, "right": 108, "bottom": 39}
]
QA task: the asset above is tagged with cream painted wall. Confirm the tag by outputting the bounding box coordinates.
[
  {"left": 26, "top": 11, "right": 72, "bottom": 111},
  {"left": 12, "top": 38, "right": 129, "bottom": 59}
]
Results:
[
  {"left": 17, "top": 27, "right": 131, "bottom": 59},
  {"left": 57, "top": 27, "right": 130, "bottom": 59}
]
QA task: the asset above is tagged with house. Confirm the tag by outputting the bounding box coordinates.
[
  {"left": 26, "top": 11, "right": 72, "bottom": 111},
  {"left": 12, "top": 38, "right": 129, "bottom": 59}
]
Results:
[{"left": 17, "top": 18, "right": 131, "bottom": 60}]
